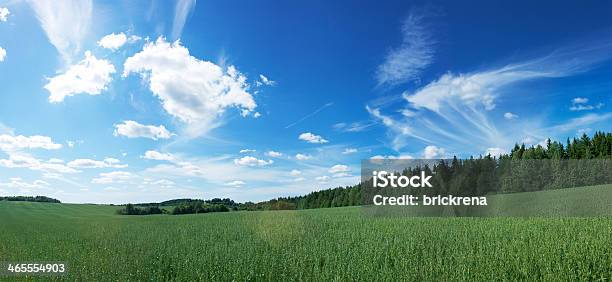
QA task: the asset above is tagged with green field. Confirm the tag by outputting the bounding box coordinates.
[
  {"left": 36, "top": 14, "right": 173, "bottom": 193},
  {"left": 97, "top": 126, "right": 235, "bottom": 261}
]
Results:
[{"left": 1, "top": 186, "right": 612, "bottom": 281}]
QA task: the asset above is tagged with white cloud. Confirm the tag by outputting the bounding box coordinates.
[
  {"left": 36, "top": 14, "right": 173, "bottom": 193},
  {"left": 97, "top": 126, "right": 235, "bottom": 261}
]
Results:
[
  {"left": 128, "top": 35, "right": 142, "bottom": 43},
  {"left": 577, "top": 128, "right": 592, "bottom": 135},
  {"left": 172, "top": 0, "right": 196, "bottom": 40},
  {"left": 224, "top": 180, "right": 245, "bottom": 187},
  {"left": 0, "top": 153, "right": 78, "bottom": 174},
  {"left": 256, "top": 74, "right": 276, "bottom": 86},
  {"left": 570, "top": 105, "right": 595, "bottom": 111},
  {"left": 572, "top": 97, "right": 588, "bottom": 104},
  {"left": 370, "top": 154, "right": 413, "bottom": 160},
  {"left": 404, "top": 67, "right": 562, "bottom": 113},
  {"left": 485, "top": 147, "right": 506, "bottom": 157},
  {"left": 0, "top": 7, "right": 9, "bottom": 22},
  {"left": 329, "top": 164, "right": 350, "bottom": 174},
  {"left": 0, "top": 178, "right": 49, "bottom": 189},
  {"left": 92, "top": 171, "right": 134, "bottom": 184},
  {"left": 97, "top": 32, "right": 127, "bottom": 51},
  {"left": 142, "top": 150, "right": 175, "bottom": 161},
  {"left": 239, "top": 149, "right": 256, "bottom": 154},
  {"left": 342, "top": 148, "right": 358, "bottom": 154},
  {"left": 0, "top": 46, "right": 5, "bottom": 62},
  {"left": 233, "top": 156, "right": 273, "bottom": 167},
  {"left": 28, "top": 0, "right": 92, "bottom": 62},
  {"left": 0, "top": 134, "right": 62, "bottom": 152},
  {"left": 368, "top": 45, "right": 607, "bottom": 155},
  {"left": 48, "top": 158, "right": 64, "bottom": 164},
  {"left": 504, "top": 112, "right": 518, "bottom": 120},
  {"left": 423, "top": 145, "right": 445, "bottom": 159},
  {"left": 315, "top": 176, "right": 330, "bottom": 183},
  {"left": 552, "top": 113, "right": 612, "bottom": 132},
  {"left": 266, "top": 151, "right": 282, "bottom": 158},
  {"left": 123, "top": 37, "right": 257, "bottom": 137},
  {"left": 299, "top": 132, "right": 328, "bottom": 144},
  {"left": 113, "top": 120, "right": 173, "bottom": 140},
  {"left": 295, "top": 153, "right": 312, "bottom": 161},
  {"left": 376, "top": 10, "right": 435, "bottom": 86},
  {"left": 290, "top": 169, "right": 302, "bottom": 177},
  {"left": 67, "top": 158, "right": 127, "bottom": 169},
  {"left": 334, "top": 121, "right": 375, "bottom": 132},
  {"left": 44, "top": 51, "right": 116, "bottom": 103},
  {"left": 569, "top": 97, "right": 604, "bottom": 111}
]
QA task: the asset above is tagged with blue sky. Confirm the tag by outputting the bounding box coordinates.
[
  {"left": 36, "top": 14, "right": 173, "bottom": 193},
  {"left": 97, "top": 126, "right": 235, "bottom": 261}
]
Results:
[{"left": 0, "top": 0, "right": 610, "bottom": 203}]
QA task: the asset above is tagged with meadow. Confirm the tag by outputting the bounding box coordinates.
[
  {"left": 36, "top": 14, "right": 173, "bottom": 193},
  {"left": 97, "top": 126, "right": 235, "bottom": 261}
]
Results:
[{"left": 1, "top": 185, "right": 612, "bottom": 281}]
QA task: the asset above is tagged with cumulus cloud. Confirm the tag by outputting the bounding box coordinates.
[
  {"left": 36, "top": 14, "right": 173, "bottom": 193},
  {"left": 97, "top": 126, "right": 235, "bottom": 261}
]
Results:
[
  {"left": 0, "top": 134, "right": 62, "bottom": 152},
  {"left": 329, "top": 164, "right": 351, "bottom": 177},
  {"left": 342, "top": 148, "right": 358, "bottom": 154},
  {"left": 0, "top": 153, "right": 78, "bottom": 174},
  {"left": 92, "top": 171, "right": 133, "bottom": 184},
  {"left": 0, "top": 47, "right": 5, "bottom": 62},
  {"left": 0, "top": 7, "right": 9, "bottom": 22},
  {"left": 142, "top": 150, "right": 175, "bottom": 161},
  {"left": 97, "top": 32, "right": 127, "bottom": 51},
  {"left": 239, "top": 149, "right": 256, "bottom": 154},
  {"left": 266, "top": 151, "right": 282, "bottom": 158},
  {"left": 504, "top": 112, "right": 518, "bottom": 120},
  {"left": 329, "top": 164, "right": 349, "bottom": 173},
  {"left": 233, "top": 156, "right": 273, "bottom": 167},
  {"left": 376, "top": 9, "right": 435, "bottom": 86},
  {"left": 123, "top": 37, "right": 257, "bottom": 137},
  {"left": 67, "top": 158, "right": 127, "bottom": 169},
  {"left": 290, "top": 169, "right": 302, "bottom": 177},
  {"left": 44, "top": 51, "right": 116, "bottom": 103},
  {"left": 28, "top": 0, "right": 92, "bottom": 62},
  {"left": 299, "top": 132, "right": 328, "bottom": 144},
  {"left": 423, "top": 145, "right": 445, "bottom": 159},
  {"left": 295, "top": 153, "right": 312, "bottom": 161},
  {"left": 113, "top": 120, "right": 173, "bottom": 140}
]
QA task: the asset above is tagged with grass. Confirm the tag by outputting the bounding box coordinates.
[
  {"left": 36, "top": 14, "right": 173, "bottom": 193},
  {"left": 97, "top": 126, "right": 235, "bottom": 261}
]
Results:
[{"left": 1, "top": 186, "right": 611, "bottom": 281}]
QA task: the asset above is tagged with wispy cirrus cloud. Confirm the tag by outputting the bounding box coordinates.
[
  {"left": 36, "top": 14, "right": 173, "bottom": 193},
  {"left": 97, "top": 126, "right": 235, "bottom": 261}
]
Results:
[
  {"left": 376, "top": 8, "right": 435, "bottom": 87},
  {"left": 171, "top": 0, "right": 196, "bottom": 40},
  {"left": 369, "top": 39, "right": 612, "bottom": 156},
  {"left": 28, "top": 0, "right": 92, "bottom": 63}
]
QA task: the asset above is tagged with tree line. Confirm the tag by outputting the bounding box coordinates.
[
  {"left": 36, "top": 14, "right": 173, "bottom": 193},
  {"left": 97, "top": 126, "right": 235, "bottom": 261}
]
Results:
[
  {"left": 0, "top": 196, "right": 60, "bottom": 203},
  {"left": 116, "top": 199, "right": 234, "bottom": 215}
]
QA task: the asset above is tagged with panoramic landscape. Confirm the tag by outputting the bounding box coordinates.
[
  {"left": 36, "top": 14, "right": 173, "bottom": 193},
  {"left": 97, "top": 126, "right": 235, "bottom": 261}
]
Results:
[{"left": 1, "top": 0, "right": 611, "bottom": 280}]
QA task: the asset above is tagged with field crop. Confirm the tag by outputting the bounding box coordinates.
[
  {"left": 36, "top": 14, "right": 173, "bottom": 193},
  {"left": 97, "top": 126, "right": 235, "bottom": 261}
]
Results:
[{"left": 1, "top": 185, "right": 611, "bottom": 281}]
